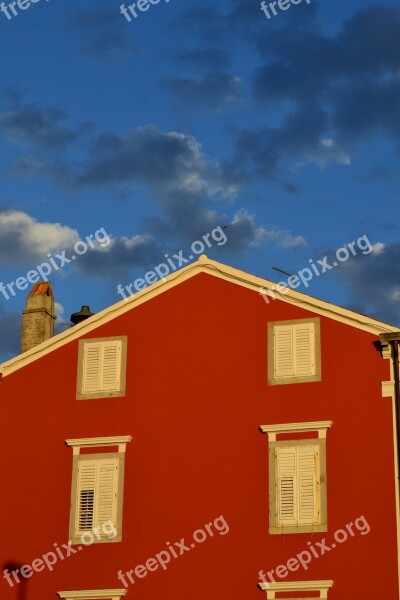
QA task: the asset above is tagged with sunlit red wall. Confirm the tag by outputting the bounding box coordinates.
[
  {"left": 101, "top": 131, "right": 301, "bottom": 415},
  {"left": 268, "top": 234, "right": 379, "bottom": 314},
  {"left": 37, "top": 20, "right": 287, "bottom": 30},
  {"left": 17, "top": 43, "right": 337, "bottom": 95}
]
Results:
[{"left": 0, "top": 272, "right": 397, "bottom": 600}]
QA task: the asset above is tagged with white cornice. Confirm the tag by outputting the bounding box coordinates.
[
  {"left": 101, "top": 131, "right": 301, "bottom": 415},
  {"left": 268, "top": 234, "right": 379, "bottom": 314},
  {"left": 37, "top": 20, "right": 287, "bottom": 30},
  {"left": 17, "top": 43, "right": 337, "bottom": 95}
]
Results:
[
  {"left": 58, "top": 591, "right": 127, "bottom": 600},
  {"left": 65, "top": 436, "right": 132, "bottom": 455},
  {"left": 259, "top": 580, "right": 333, "bottom": 599},
  {"left": 259, "top": 580, "right": 333, "bottom": 591},
  {"left": 261, "top": 421, "right": 333, "bottom": 441}
]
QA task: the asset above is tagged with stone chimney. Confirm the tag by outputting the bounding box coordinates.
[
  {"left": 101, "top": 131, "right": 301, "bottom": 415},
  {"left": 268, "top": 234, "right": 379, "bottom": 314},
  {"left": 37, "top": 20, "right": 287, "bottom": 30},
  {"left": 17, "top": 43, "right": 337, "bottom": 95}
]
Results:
[{"left": 21, "top": 282, "right": 56, "bottom": 353}]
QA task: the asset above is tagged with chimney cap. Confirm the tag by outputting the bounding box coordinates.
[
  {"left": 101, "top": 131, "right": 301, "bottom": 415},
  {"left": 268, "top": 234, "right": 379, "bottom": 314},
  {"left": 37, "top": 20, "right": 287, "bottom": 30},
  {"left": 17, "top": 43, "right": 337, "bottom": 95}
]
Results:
[
  {"left": 70, "top": 305, "right": 95, "bottom": 326},
  {"left": 28, "top": 282, "right": 53, "bottom": 297}
]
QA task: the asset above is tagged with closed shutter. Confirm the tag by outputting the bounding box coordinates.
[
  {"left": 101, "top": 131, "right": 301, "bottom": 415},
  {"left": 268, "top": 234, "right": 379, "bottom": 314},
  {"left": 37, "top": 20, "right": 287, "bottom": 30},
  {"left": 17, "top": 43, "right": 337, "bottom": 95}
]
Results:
[
  {"left": 276, "top": 445, "right": 319, "bottom": 527},
  {"left": 100, "top": 341, "right": 122, "bottom": 392},
  {"left": 298, "top": 445, "right": 319, "bottom": 524},
  {"left": 293, "top": 323, "right": 315, "bottom": 376},
  {"left": 95, "top": 459, "right": 119, "bottom": 527},
  {"left": 82, "top": 343, "right": 102, "bottom": 394},
  {"left": 76, "top": 458, "right": 119, "bottom": 535},
  {"left": 82, "top": 340, "right": 122, "bottom": 394},
  {"left": 76, "top": 461, "right": 96, "bottom": 532},
  {"left": 276, "top": 447, "right": 297, "bottom": 525},
  {"left": 274, "top": 323, "right": 315, "bottom": 378},
  {"left": 274, "top": 326, "right": 294, "bottom": 377}
]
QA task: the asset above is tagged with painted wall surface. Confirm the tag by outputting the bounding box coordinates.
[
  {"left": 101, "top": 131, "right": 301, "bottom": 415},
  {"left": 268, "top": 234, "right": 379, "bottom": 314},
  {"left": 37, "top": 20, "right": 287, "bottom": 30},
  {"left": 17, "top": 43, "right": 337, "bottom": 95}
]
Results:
[{"left": 0, "top": 273, "right": 397, "bottom": 599}]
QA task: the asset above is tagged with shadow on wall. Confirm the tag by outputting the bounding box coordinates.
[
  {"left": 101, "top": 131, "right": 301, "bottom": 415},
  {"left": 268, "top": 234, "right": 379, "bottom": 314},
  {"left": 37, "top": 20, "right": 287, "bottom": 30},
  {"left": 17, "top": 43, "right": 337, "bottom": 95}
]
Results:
[{"left": 2, "top": 562, "right": 28, "bottom": 600}]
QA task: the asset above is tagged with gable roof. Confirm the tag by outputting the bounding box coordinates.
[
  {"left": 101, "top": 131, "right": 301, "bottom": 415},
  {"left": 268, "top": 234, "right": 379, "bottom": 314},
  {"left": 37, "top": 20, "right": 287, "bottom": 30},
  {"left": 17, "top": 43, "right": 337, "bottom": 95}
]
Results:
[{"left": 1, "top": 254, "right": 397, "bottom": 377}]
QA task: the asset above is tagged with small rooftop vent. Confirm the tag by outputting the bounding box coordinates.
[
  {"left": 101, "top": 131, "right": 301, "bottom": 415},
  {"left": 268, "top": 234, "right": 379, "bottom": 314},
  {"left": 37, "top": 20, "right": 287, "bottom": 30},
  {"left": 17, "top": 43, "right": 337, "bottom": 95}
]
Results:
[{"left": 70, "top": 305, "right": 95, "bottom": 326}]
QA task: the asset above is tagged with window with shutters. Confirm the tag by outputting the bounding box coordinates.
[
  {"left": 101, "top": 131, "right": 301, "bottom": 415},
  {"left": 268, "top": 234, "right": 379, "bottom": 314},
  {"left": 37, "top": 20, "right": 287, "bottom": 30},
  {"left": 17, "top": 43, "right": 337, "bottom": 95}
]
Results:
[
  {"left": 262, "top": 422, "right": 330, "bottom": 535},
  {"left": 268, "top": 318, "right": 321, "bottom": 385},
  {"left": 76, "top": 336, "right": 127, "bottom": 400},
  {"left": 276, "top": 445, "right": 319, "bottom": 527},
  {"left": 67, "top": 436, "right": 131, "bottom": 544}
]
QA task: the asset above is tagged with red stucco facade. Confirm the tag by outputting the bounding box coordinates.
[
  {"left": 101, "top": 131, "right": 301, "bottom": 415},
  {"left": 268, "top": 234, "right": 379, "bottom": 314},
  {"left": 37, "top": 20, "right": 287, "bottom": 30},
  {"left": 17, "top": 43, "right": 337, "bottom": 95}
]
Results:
[{"left": 1, "top": 272, "right": 398, "bottom": 599}]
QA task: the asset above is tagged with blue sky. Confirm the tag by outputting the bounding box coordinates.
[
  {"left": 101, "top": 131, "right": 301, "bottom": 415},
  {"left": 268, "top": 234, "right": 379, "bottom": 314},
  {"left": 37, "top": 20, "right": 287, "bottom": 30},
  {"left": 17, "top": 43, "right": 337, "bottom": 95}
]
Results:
[{"left": 0, "top": 0, "right": 399, "bottom": 360}]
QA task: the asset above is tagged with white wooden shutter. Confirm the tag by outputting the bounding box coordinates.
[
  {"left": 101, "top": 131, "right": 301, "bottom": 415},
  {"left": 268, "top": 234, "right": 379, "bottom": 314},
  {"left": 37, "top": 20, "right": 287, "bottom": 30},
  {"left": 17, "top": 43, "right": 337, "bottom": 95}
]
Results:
[
  {"left": 274, "top": 323, "right": 315, "bottom": 378},
  {"left": 276, "top": 447, "right": 297, "bottom": 525},
  {"left": 82, "top": 340, "right": 122, "bottom": 394},
  {"left": 95, "top": 459, "right": 119, "bottom": 528},
  {"left": 274, "top": 326, "right": 294, "bottom": 377},
  {"left": 293, "top": 323, "right": 315, "bottom": 376},
  {"left": 100, "top": 341, "right": 122, "bottom": 392},
  {"left": 82, "top": 343, "right": 102, "bottom": 394},
  {"left": 276, "top": 445, "right": 319, "bottom": 527},
  {"left": 76, "top": 458, "right": 119, "bottom": 535},
  {"left": 298, "top": 445, "right": 319, "bottom": 524},
  {"left": 76, "top": 461, "right": 96, "bottom": 533}
]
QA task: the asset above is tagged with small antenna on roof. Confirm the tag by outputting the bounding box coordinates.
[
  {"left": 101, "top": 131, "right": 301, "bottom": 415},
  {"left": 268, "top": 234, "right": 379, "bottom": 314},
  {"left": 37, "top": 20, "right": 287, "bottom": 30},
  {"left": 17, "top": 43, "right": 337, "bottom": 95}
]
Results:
[{"left": 272, "top": 266, "right": 296, "bottom": 288}]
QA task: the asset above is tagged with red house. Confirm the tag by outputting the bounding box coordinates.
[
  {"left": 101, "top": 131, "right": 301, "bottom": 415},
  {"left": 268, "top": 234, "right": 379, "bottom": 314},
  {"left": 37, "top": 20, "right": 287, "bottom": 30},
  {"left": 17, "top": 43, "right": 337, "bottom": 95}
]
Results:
[{"left": 1, "top": 255, "right": 399, "bottom": 600}]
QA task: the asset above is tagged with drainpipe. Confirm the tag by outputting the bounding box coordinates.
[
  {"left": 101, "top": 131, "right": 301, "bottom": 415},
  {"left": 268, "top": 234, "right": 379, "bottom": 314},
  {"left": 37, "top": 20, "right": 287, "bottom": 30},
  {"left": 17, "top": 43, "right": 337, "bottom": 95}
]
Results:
[
  {"left": 380, "top": 332, "right": 400, "bottom": 598},
  {"left": 380, "top": 333, "right": 400, "bottom": 491}
]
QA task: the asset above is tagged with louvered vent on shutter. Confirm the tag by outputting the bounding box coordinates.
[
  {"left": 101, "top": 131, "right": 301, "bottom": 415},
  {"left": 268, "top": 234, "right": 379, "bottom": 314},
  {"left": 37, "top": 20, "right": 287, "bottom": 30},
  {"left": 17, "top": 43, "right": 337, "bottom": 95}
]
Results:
[
  {"left": 298, "top": 445, "right": 319, "bottom": 524},
  {"left": 95, "top": 459, "right": 119, "bottom": 528},
  {"left": 274, "top": 326, "right": 294, "bottom": 377},
  {"left": 82, "top": 343, "right": 102, "bottom": 394},
  {"left": 276, "top": 447, "right": 297, "bottom": 525},
  {"left": 100, "top": 341, "right": 121, "bottom": 392},
  {"left": 77, "top": 461, "right": 96, "bottom": 532},
  {"left": 293, "top": 323, "right": 315, "bottom": 376}
]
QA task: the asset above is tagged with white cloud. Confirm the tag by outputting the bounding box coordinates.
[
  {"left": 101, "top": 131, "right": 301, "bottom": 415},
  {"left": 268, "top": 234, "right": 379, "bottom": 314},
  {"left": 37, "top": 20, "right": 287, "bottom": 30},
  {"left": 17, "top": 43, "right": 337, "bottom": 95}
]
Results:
[
  {"left": 0, "top": 210, "right": 79, "bottom": 265},
  {"left": 303, "top": 138, "right": 351, "bottom": 168}
]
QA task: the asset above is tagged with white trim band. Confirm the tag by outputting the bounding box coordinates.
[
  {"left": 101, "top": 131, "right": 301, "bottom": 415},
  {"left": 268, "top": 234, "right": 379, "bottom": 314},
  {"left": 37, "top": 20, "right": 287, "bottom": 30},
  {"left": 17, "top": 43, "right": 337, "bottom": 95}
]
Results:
[
  {"left": 65, "top": 436, "right": 132, "bottom": 455},
  {"left": 58, "top": 591, "right": 128, "bottom": 600},
  {"left": 259, "top": 580, "right": 333, "bottom": 599},
  {"left": 260, "top": 421, "right": 333, "bottom": 441}
]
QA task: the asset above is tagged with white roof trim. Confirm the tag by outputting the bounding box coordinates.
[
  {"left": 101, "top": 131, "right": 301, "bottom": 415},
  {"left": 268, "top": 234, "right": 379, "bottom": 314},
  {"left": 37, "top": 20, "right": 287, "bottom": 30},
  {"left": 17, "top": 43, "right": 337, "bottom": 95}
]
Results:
[{"left": 1, "top": 255, "right": 396, "bottom": 377}]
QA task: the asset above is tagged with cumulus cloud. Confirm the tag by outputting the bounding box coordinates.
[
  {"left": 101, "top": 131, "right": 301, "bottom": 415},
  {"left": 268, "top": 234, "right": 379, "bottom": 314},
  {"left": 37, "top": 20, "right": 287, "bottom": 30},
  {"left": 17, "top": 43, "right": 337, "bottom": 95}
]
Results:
[
  {"left": 67, "top": 9, "right": 136, "bottom": 64},
  {"left": 0, "top": 210, "right": 79, "bottom": 266},
  {"left": 302, "top": 139, "right": 351, "bottom": 168},
  {"left": 0, "top": 103, "right": 92, "bottom": 149},
  {"left": 74, "top": 126, "right": 238, "bottom": 198},
  {"left": 160, "top": 72, "right": 241, "bottom": 111},
  {"left": 232, "top": 5, "right": 400, "bottom": 178},
  {"left": 335, "top": 240, "right": 400, "bottom": 325},
  {"left": 0, "top": 304, "right": 21, "bottom": 361}
]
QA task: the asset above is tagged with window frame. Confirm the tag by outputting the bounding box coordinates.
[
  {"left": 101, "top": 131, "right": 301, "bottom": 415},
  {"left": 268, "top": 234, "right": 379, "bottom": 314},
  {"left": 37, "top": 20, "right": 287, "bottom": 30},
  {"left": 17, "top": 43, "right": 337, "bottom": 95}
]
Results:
[
  {"left": 268, "top": 318, "right": 321, "bottom": 385},
  {"left": 76, "top": 336, "right": 128, "bottom": 400},
  {"left": 261, "top": 422, "right": 331, "bottom": 535},
  {"left": 66, "top": 436, "right": 131, "bottom": 545}
]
